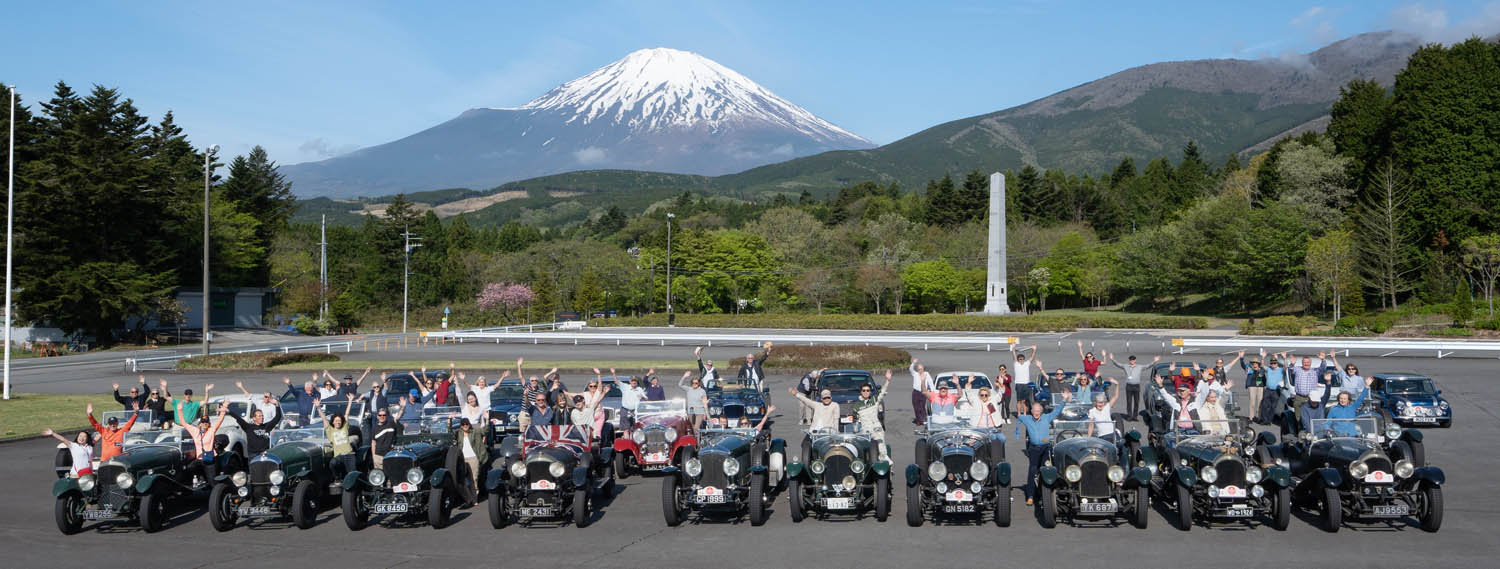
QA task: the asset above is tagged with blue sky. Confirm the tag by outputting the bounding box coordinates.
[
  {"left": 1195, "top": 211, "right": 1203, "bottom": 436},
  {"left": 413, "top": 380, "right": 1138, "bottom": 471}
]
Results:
[{"left": 3, "top": 1, "right": 1498, "bottom": 166}]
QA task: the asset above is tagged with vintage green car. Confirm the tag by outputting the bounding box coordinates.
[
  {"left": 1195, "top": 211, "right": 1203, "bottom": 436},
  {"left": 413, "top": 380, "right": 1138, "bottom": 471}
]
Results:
[
  {"left": 1035, "top": 416, "right": 1153, "bottom": 529},
  {"left": 1150, "top": 419, "right": 1291, "bottom": 530},
  {"left": 786, "top": 426, "right": 892, "bottom": 522},
  {"left": 54, "top": 428, "right": 228, "bottom": 534},
  {"left": 341, "top": 415, "right": 466, "bottom": 529},
  {"left": 906, "top": 418, "right": 1011, "bottom": 527},
  {"left": 208, "top": 427, "right": 362, "bottom": 530}
]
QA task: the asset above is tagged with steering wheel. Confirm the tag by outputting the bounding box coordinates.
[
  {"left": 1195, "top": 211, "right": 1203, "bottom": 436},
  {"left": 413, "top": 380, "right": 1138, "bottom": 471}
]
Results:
[{"left": 1056, "top": 429, "right": 1083, "bottom": 440}]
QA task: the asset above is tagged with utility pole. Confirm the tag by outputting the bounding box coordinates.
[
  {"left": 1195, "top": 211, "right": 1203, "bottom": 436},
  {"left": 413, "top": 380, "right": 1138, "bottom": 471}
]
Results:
[
  {"left": 666, "top": 213, "right": 675, "bottom": 327},
  {"left": 201, "top": 144, "right": 216, "bottom": 357},
  {"left": 4, "top": 86, "right": 14, "bottom": 399},
  {"left": 319, "top": 214, "right": 327, "bottom": 321},
  {"left": 402, "top": 226, "right": 421, "bottom": 333}
]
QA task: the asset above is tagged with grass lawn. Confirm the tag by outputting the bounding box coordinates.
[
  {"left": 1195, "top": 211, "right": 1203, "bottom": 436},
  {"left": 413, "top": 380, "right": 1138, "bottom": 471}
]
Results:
[
  {"left": 270, "top": 360, "right": 699, "bottom": 373},
  {"left": 0, "top": 393, "right": 121, "bottom": 441}
]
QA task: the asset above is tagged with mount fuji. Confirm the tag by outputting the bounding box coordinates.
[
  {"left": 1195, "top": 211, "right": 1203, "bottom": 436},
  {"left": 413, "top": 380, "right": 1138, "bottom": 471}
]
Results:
[{"left": 282, "top": 48, "right": 874, "bottom": 198}]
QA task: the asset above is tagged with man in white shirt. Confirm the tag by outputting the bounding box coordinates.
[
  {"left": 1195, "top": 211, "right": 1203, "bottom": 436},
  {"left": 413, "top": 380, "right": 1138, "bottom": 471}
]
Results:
[
  {"left": 790, "top": 387, "right": 841, "bottom": 431},
  {"left": 616, "top": 369, "right": 647, "bottom": 424},
  {"left": 694, "top": 347, "right": 722, "bottom": 388},
  {"left": 1009, "top": 344, "right": 1040, "bottom": 414},
  {"left": 1085, "top": 378, "right": 1122, "bottom": 442},
  {"left": 909, "top": 358, "right": 933, "bottom": 425}
]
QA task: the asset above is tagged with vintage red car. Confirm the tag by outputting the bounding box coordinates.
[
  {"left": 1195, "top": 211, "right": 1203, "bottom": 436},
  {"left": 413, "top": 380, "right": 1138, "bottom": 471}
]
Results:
[{"left": 612, "top": 399, "right": 697, "bottom": 477}]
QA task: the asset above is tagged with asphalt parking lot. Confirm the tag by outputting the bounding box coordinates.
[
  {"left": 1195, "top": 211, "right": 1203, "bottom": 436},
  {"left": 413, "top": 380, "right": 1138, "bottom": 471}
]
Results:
[{"left": 2, "top": 330, "right": 1497, "bottom": 568}]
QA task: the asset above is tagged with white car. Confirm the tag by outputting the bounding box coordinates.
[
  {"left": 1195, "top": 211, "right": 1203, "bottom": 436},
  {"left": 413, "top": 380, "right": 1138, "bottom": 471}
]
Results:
[{"left": 932, "top": 372, "right": 994, "bottom": 423}]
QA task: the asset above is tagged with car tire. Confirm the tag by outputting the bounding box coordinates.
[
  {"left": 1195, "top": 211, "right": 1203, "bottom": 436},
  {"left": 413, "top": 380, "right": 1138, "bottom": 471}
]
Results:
[
  {"left": 208, "top": 482, "right": 236, "bottom": 532},
  {"left": 342, "top": 487, "right": 367, "bottom": 530},
  {"left": 572, "top": 488, "right": 590, "bottom": 528},
  {"left": 1420, "top": 484, "right": 1443, "bottom": 532},
  {"left": 55, "top": 447, "right": 72, "bottom": 479},
  {"left": 1174, "top": 484, "right": 1192, "bottom": 531},
  {"left": 1038, "top": 485, "right": 1057, "bottom": 528},
  {"left": 905, "top": 483, "right": 923, "bottom": 527},
  {"left": 292, "top": 480, "right": 317, "bottom": 529},
  {"left": 800, "top": 435, "right": 812, "bottom": 466},
  {"left": 429, "top": 486, "right": 452, "bottom": 529},
  {"left": 139, "top": 493, "right": 166, "bottom": 533},
  {"left": 1271, "top": 487, "right": 1291, "bottom": 531},
  {"left": 55, "top": 493, "right": 83, "bottom": 535},
  {"left": 749, "top": 474, "right": 768, "bottom": 526},
  {"left": 993, "top": 485, "right": 1011, "bottom": 527},
  {"left": 1322, "top": 486, "right": 1341, "bottom": 533},
  {"left": 613, "top": 450, "right": 630, "bottom": 480},
  {"left": 874, "top": 477, "right": 890, "bottom": 522},
  {"left": 488, "top": 484, "right": 508, "bottom": 529},
  {"left": 662, "top": 476, "right": 683, "bottom": 527},
  {"left": 1391, "top": 439, "right": 1425, "bottom": 468},
  {"left": 788, "top": 479, "right": 806, "bottom": 523},
  {"left": 1132, "top": 486, "right": 1148, "bottom": 529}
]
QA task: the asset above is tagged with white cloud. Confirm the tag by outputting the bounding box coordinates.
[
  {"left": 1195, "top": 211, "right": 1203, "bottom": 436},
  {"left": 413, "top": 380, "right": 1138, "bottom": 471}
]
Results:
[
  {"left": 298, "top": 138, "right": 361, "bottom": 160},
  {"left": 1388, "top": 2, "right": 1500, "bottom": 43},
  {"left": 1290, "top": 6, "right": 1325, "bottom": 26},
  {"left": 573, "top": 146, "right": 608, "bottom": 164}
]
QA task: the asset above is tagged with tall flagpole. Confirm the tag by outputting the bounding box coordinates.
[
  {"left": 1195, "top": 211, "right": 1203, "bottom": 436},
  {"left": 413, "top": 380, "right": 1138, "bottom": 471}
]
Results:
[{"left": 4, "top": 86, "right": 16, "bottom": 400}]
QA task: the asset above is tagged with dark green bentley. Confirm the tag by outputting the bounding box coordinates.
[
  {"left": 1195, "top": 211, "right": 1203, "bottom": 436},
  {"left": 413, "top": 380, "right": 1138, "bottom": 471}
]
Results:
[
  {"left": 208, "top": 427, "right": 362, "bottom": 530},
  {"left": 54, "top": 429, "right": 221, "bottom": 534},
  {"left": 786, "top": 426, "right": 892, "bottom": 522},
  {"left": 342, "top": 415, "right": 466, "bottom": 529}
]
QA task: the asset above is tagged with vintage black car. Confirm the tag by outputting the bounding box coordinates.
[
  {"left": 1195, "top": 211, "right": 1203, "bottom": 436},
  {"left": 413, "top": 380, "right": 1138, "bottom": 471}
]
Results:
[
  {"left": 905, "top": 418, "right": 1011, "bottom": 527},
  {"left": 1369, "top": 373, "right": 1451, "bottom": 428},
  {"left": 1150, "top": 419, "right": 1291, "bottom": 530},
  {"left": 819, "top": 370, "right": 884, "bottom": 425},
  {"left": 54, "top": 428, "right": 228, "bottom": 534},
  {"left": 785, "top": 425, "right": 891, "bottom": 522},
  {"left": 1034, "top": 412, "right": 1152, "bottom": 528},
  {"left": 1281, "top": 417, "right": 1443, "bottom": 532},
  {"left": 486, "top": 379, "right": 528, "bottom": 437},
  {"left": 662, "top": 426, "right": 784, "bottom": 526},
  {"left": 488, "top": 424, "right": 614, "bottom": 528},
  {"left": 209, "top": 427, "right": 360, "bottom": 530},
  {"left": 341, "top": 415, "right": 466, "bottom": 529},
  {"left": 706, "top": 376, "right": 772, "bottom": 428}
]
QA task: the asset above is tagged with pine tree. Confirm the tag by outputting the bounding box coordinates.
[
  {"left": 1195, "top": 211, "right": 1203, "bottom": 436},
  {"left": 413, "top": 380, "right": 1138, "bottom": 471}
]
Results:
[
  {"left": 1109, "top": 157, "right": 1136, "bottom": 189},
  {"left": 217, "top": 145, "right": 295, "bottom": 284}
]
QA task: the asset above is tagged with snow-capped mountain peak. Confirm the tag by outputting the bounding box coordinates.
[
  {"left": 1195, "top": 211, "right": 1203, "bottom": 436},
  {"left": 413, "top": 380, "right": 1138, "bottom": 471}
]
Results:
[{"left": 519, "top": 47, "right": 870, "bottom": 144}]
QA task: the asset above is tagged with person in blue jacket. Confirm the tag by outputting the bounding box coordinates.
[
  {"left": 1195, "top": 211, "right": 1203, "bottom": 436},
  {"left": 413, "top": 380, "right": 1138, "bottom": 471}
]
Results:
[{"left": 1014, "top": 399, "right": 1067, "bottom": 506}]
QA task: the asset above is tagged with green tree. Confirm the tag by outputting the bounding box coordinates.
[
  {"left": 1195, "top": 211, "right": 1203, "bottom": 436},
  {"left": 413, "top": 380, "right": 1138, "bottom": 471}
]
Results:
[
  {"left": 216, "top": 145, "right": 295, "bottom": 284},
  {"left": 902, "top": 260, "right": 959, "bottom": 313},
  {"left": 1306, "top": 230, "right": 1359, "bottom": 322},
  {"left": 1174, "top": 140, "right": 1210, "bottom": 202},
  {"left": 573, "top": 271, "right": 605, "bottom": 313},
  {"left": 1451, "top": 280, "right": 1474, "bottom": 326},
  {"left": 1358, "top": 161, "right": 1417, "bottom": 309},
  {"left": 1461, "top": 233, "right": 1500, "bottom": 317},
  {"left": 1276, "top": 138, "right": 1354, "bottom": 229},
  {"left": 1328, "top": 78, "right": 1391, "bottom": 184}
]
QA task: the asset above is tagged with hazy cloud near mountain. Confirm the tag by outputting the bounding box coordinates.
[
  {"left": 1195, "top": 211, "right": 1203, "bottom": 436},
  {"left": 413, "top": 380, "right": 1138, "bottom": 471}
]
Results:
[
  {"left": 1388, "top": 1, "right": 1500, "bottom": 43},
  {"left": 298, "top": 138, "right": 361, "bottom": 160}
]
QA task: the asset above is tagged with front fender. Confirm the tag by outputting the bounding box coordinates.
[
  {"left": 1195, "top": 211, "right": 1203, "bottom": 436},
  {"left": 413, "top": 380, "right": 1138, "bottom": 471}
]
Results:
[
  {"left": 749, "top": 465, "right": 767, "bottom": 474},
  {"left": 769, "top": 438, "right": 786, "bottom": 455},
  {"left": 1137, "top": 445, "right": 1157, "bottom": 471},
  {"left": 52, "top": 477, "right": 82, "bottom": 498},
  {"left": 341, "top": 471, "right": 363, "bottom": 491},
  {"left": 1313, "top": 467, "right": 1342, "bottom": 488},
  {"left": 1409, "top": 466, "right": 1444, "bottom": 486},
  {"left": 1124, "top": 466, "right": 1151, "bottom": 488},
  {"left": 1255, "top": 430, "right": 1279, "bottom": 446},
  {"left": 485, "top": 468, "right": 507, "bottom": 492},
  {"left": 904, "top": 464, "right": 921, "bottom": 487},
  {"left": 1262, "top": 465, "right": 1291, "bottom": 488},
  {"left": 993, "top": 462, "right": 1011, "bottom": 487},
  {"left": 571, "top": 465, "right": 589, "bottom": 488},
  {"left": 612, "top": 438, "right": 638, "bottom": 455},
  {"left": 1399, "top": 429, "right": 1424, "bottom": 444},
  {"left": 430, "top": 468, "right": 450, "bottom": 490},
  {"left": 1039, "top": 465, "right": 1059, "bottom": 487},
  {"left": 787, "top": 462, "right": 806, "bottom": 482},
  {"left": 872, "top": 461, "right": 891, "bottom": 478},
  {"left": 1172, "top": 466, "right": 1197, "bottom": 488}
]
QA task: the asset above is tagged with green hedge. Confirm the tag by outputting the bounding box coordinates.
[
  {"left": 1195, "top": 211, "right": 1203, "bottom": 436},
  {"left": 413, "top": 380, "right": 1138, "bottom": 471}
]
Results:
[
  {"left": 725, "top": 345, "right": 911, "bottom": 370},
  {"left": 603, "top": 313, "right": 1208, "bottom": 332},
  {"left": 178, "top": 352, "right": 341, "bottom": 370},
  {"left": 1239, "top": 315, "right": 1317, "bottom": 336}
]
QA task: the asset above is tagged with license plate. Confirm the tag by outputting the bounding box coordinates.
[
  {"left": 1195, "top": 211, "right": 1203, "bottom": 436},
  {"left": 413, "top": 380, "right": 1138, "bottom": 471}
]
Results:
[
  {"left": 520, "top": 507, "right": 554, "bottom": 517},
  {"left": 824, "top": 497, "right": 854, "bottom": 509},
  {"left": 1079, "top": 501, "right": 1117, "bottom": 514},
  {"left": 1372, "top": 504, "right": 1409, "bottom": 517},
  {"left": 644, "top": 452, "right": 666, "bottom": 463},
  {"left": 238, "top": 505, "right": 274, "bottom": 516},
  {"left": 82, "top": 507, "right": 117, "bottom": 520},
  {"left": 944, "top": 490, "right": 973, "bottom": 503},
  {"left": 942, "top": 503, "right": 976, "bottom": 513},
  {"left": 697, "top": 486, "right": 726, "bottom": 503},
  {"left": 641, "top": 464, "right": 665, "bottom": 471},
  {"left": 1411, "top": 417, "right": 1437, "bottom": 423},
  {"left": 531, "top": 479, "right": 556, "bottom": 491},
  {"left": 1223, "top": 507, "right": 1254, "bottom": 517},
  {"left": 1219, "top": 485, "right": 1247, "bottom": 498},
  {"left": 394, "top": 481, "right": 417, "bottom": 493},
  {"left": 840, "top": 415, "right": 853, "bottom": 423},
  {"left": 1364, "top": 471, "right": 1393, "bottom": 484},
  {"left": 372, "top": 502, "right": 408, "bottom": 514}
]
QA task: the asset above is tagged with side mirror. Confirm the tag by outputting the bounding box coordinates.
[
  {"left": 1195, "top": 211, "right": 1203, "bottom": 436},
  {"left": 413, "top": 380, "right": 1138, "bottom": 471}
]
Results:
[{"left": 1435, "top": 390, "right": 1442, "bottom": 395}]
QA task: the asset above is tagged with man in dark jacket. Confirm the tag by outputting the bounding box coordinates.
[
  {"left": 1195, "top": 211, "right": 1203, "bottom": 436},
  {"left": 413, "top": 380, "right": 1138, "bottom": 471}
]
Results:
[
  {"left": 369, "top": 407, "right": 401, "bottom": 470},
  {"left": 112, "top": 376, "right": 150, "bottom": 410},
  {"left": 737, "top": 342, "right": 773, "bottom": 388},
  {"left": 228, "top": 402, "right": 282, "bottom": 456},
  {"left": 281, "top": 376, "right": 320, "bottom": 424}
]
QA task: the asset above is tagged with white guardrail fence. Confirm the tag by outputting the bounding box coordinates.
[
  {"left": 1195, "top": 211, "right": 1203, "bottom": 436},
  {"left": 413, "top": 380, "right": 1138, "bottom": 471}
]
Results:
[
  {"left": 425, "top": 327, "right": 1022, "bottom": 351},
  {"left": 124, "top": 341, "right": 354, "bottom": 372},
  {"left": 1172, "top": 337, "right": 1500, "bottom": 359}
]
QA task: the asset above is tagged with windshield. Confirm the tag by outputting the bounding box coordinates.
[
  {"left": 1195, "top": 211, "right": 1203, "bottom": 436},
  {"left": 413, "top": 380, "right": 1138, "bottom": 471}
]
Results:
[
  {"left": 821, "top": 373, "right": 872, "bottom": 393},
  {"left": 321, "top": 400, "right": 365, "bottom": 418},
  {"left": 524, "top": 424, "right": 588, "bottom": 445},
  {"left": 936, "top": 374, "right": 992, "bottom": 390},
  {"left": 1048, "top": 420, "right": 1096, "bottom": 442},
  {"left": 124, "top": 429, "right": 182, "bottom": 446},
  {"left": 636, "top": 399, "right": 686, "bottom": 416},
  {"left": 1171, "top": 419, "right": 1240, "bottom": 440},
  {"left": 422, "top": 406, "right": 460, "bottom": 418},
  {"left": 1385, "top": 378, "right": 1435, "bottom": 395},
  {"left": 491, "top": 384, "right": 525, "bottom": 402},
  {"left": 385, "top": 377, "right": 419, "bottom": 398},
  {"left": 101, "top": 410, "right": 152, "bottom": 430},
  {"left": 399, "top": 414, "right": 455, "bottom": 436},
  {"left": 210, "top": 401, "right": 253, "bottom": 418},
  {"left": 270, "top": 428, "right": 328, "bottom": 447},
  {"left": 598, "top": 380, "right": 624, "bottom": 398},
  {"left": 922, "top": 417, "right": 982, "bottom": 434},
  {"left": 1308, "top": 417, "right": 1381, "bottom": 440}
]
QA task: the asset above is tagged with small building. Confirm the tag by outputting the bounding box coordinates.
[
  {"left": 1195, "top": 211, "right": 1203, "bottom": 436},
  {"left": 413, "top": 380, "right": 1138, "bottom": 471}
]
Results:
[{"left": 175, "top": 287, "right": 275, "bottom": 328}]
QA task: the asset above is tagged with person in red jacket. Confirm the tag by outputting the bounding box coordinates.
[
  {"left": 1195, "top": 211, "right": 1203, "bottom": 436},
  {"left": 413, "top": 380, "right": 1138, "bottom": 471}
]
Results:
[
  {"left": 86, "top": 403, "right": 139, "bottom": 461},
  {"left": 1077, "top": 340, "right": 1102, "bottom": 378}
]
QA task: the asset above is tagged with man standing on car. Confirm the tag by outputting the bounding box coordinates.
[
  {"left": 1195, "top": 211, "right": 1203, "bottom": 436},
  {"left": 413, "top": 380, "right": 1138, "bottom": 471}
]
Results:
[
  {"left": 227, "top": 400, "right": 283, "bottom": 456},
  {"left": 1015, "top": 399, "right": 1066, "bottom": 506},
  {"left": 798, "top": 368, "right": 824, "bottom": 425},
  {"left": 1241, "top": 350, "right": 1269, "bottom": 424},
  {"left": 694, "top": 347, "right": 721, "bottom": 388},
  {"left": 616, "top": 368, "right": 647, "bottom": 426},
  {"left": 909, "top": 358, "right": 931, "bottom": 425},
  {"left": 1077, "top": 341, "right": 1102, "bottom": 378},
  {"left": 1106, "top": 352, "right": 1158, "bottom": 420},
  {"left": 1287, "top": 352, "right": 1327, "bottom": 427},
  {"left": 790, "top": 387, "right": 841, "bottom": 432},
  {"left": 87, "top": 403, "right": 139, "bottom": 461},
  {"left": 1009, "top": 344, "right": 1040, "bottom": 414},
  {"left": 281, "top": 377, "right": 320, "bottom": 424},
  {"left": 369, "top": 406, "right": 399, "bottom": 470},
  {"left": 853, "top": 371, "right": 892, "bottom": 461},
  {"left": 112, "top": 376, "right": 150, "bottom": 410},
  {"left": 737, "top": 342, "right": 772, "bottom": 389}
]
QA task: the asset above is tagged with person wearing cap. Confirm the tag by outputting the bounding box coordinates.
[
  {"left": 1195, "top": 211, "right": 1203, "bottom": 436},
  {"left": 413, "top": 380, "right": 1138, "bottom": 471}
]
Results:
[
  {"left": 1107, "top": 351, "right": 1159, "bottom": 420},
  {"left": 789, "top": 385, "right": 841, "bottom": 431},
  {"left": 1240, "top": 349, "right": 1268, "bottom": 424},
  {"left": 336, "top": 367, "right": 373, "bottom": 398},
  {"left": 171, "top": 384, "right": 212, "bottom": 426},
  {"left": 924, "top": 379, "right": 959, "bottom": 425},
  {"left": 615, "top": 367, "right": 648, "bottom": 425},
  {"left": 798, "top": 368, "right": 825, "bottom": 425},
  {"left": 1015, "top": 399, "right": 1067, "bottom": 505},
  {"left": 398, "top": 387, "right": 429, "bottom": 422},
  {"left": 369, "top": 405, "right": 400, "bottom": 470},
  {"left": 518, "top": 357, "right": 542, "bottom": 429},
  {"left": 44, "top": 428, "right": 94, "bottom": 477},
  {"left": 456, "top": 416, "right": 488, "bottom": 507},
  {"left": 86, "top": 403, "right": 138, "bottom": 461},
  {"left": 693, "top": 347, "right": 721, "bottom": 388},
  {"left": 1085, "top": 378, "right": 1122, "bottom": 442},
  {"left": 1296, "top": 385, "right": 1330, "bottom": 434},
  {"left": 282, "top": 376, "right": 321, "bottom": 424},
  {"left": 227, "top": 398, "right": 282, "bottom": 456},
  {"left": 737, "top": 342, "right": 772, "bottom": 389},
  {"left": 112, "top": 375, "right": 150, "bottom": 411},
  {"left": 679, "top": 370, "right": 710, "bottom": 437},
  {"left": 645, "top": 374, "right": 666, "bottom": 401},
  {"left": 853, "top": 371, "right": 893, "bottom": 459},
  {"left": 1261, "top": 351, "right": 1289, "bottom": 425},
  {"left": 433, "top": 364, "right": 457, "bottom": 406}
]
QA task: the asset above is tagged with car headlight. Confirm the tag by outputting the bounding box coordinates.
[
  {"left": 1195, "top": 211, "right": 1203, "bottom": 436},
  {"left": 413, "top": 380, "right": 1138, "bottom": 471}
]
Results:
[
  {"left": 77, "top": 475, "right": 95, "bottom": 492},
  {"left": 269, "top": 485, "right": 281, "bottom": 496},
  {"left": 1108, "top": 465, "right": 1125, "bottom": 483},
  {"left": 1384, "top": 424, "right": 1402, "bottom": 440},
  {"left": 709, "top": 406, "right": 721, "bottom": 415},
  {"left": 1395, "top": 459, "right": 1415, "bottom": 478},
  {"left": 927, "top": 461, "right": 947, "bottom": 480},
  {"left": 407, "top": 468, "right": 425, "bottom": 485},
  {"left": 723, "top": 458, "right": 740, "bottom": 477},
  {"left": 684, "top": 458, "right": 702, "bottom": 478},
  {"left": 232, "top": 471, "right": 248, "bottom": 487},
  {"left": 1349, "top": 461, "right": 1369, "bottom": 479},
  {"left": 936, "top": 481, "right": 948, "bottom": 494},
  {"left": 851, "top": 460, "right": 866, "bottom": 474},
  {"left": 969, "top": 461, "right": 988, "bottom": 481},
  {"left": 1246, "top": 466, "right": 1264, "bottom": 484},
  {"left": 970, "top": 481, "right": 983, "bottom": 494},
  {"left": 368, "top": 469, "right": 386, "bottom": 486},
  {"left": 1251, "top": 485, "right": 1265, "bottom": 498},
  {"left": 841, "top": 476, "right": 857, "bottom": 491},
  {"left": 810, "top": 460, "right": 826, "bottom": 475},
  {"left": 665, "top": 427, "right": 679, "bottom": 442},
  {"left": 1438, "top": 400, "right": 1449, "bottom": 409},
  {"left": 116, "top": 472, "right": 134, "bottom": 489},
  {"left": 237, "top": 486, "right": 249, "bottom": 497},
  {"left": 548, "top": 462, "right": 566, "bottom": 479},
  {"left": 745, "top": 406, "right": 760, "bottom": 415},
  {"left": 1200, "top": 465, "right": 1218, "bottom": 484},
  {"left": 1398, "top": 401, "right": 1409, "bottom": 409},
  {"left": 509, "top": 461, "right": 526, "bottom": 479},
  {"left": 268, "top": 470, "right": 284, "bottom": 485},
  {"left": 1064, "top": 465, "right": 1081, "bottom": 483},
  {"left": 632, "top": 430, "right": 645, "bottom": 444}
]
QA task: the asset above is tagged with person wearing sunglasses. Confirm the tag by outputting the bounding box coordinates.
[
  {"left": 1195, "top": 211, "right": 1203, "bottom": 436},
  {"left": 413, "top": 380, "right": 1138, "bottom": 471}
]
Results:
[
  {"left": 679, "top": 371, "right": 710, "bottom": 437},
  {"left": 112, "top": 375, "right": 150, "bottom": 411},
  {"left": 852, "top": 371, "right": 893, "bottom": 460},
  {"left": 369, "top": 407, "right": 400, "bottom": 470}
]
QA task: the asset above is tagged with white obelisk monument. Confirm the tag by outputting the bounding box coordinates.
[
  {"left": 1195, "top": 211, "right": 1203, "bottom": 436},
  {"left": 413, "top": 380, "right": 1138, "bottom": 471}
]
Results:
[{"left": 981, "top": 172, "right": 1011, "bottom": 314}]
